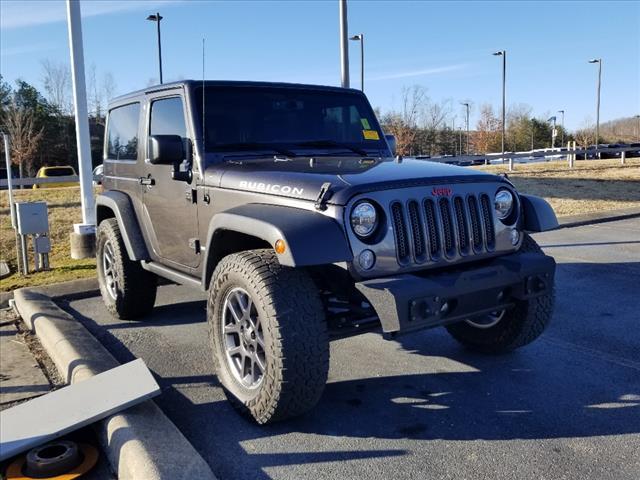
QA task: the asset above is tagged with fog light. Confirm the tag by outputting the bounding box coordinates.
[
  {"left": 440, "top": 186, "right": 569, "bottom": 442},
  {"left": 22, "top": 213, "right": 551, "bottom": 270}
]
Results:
[
  {"left": 358, "top": 249, "right": 376, "bottom": 270},
  {"left": 510, "top": 229, "right": 520, "bottom": 246}
]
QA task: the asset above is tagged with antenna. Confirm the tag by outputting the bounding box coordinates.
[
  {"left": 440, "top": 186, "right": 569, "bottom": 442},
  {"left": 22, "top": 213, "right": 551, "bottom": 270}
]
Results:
[{"left": 202, "top": 37, "right": 206, "bottom": 160}]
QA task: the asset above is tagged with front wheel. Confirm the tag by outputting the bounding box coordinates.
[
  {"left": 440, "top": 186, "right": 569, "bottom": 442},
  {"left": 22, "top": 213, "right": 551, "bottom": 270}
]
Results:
[
  {"left": 207, "top": 249, "right": 329, "bottom": 424},
  {"left": 445, "top": 234, "right": 555, "bottom": 354}
]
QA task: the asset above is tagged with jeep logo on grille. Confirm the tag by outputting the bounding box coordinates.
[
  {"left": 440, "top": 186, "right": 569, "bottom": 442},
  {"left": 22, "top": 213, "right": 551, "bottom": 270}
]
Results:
[{"left": 432, "top": 187, "right": 452, "bottom": 196}]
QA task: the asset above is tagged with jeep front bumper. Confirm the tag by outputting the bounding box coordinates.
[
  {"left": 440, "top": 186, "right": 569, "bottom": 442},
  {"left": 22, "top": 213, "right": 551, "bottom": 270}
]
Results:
[{"left": 354, "top": 251, "right": 555, "bottom": 337}]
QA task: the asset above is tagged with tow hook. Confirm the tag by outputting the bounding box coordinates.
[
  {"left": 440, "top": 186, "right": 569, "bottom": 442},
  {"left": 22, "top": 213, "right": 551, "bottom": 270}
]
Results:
[{"left": 314, "top": 182, "right": 332, "bottom": 211}]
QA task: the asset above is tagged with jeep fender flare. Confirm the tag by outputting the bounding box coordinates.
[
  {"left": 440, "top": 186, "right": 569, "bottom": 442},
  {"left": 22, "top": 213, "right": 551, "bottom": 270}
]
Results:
[
  {"left": 96, "top": 191, "right": 150, "bottom": 261},
  {"left": 520, "top": 194, "right": 558, "bottom": 232},
  {"left": 202, "top": 204, "right": 353, "bottom": 288}
]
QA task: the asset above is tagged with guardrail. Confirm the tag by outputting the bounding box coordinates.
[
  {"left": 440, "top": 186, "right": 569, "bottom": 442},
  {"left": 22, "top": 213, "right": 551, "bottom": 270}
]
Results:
[
  {"left": 426, "top": 144, "right": 639, "bottom": 169},
  {"left": 0, "top": 175, "right": 80, "bottom": 188}
]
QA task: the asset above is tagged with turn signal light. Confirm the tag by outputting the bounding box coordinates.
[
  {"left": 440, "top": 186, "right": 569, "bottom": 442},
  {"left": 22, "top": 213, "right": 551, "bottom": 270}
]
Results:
[{"left": 275, "top": 239, "right": 286, "bottom": 255}]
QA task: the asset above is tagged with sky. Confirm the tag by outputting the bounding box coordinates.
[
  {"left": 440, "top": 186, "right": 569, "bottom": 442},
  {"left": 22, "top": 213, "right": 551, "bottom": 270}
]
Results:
[{"left": 1, "top": 0, "right": 639, "bottom": 131}]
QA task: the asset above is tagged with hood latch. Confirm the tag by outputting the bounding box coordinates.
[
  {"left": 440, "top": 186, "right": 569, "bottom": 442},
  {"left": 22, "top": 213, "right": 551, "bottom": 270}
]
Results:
[{"left": 314, "top": 182, "right": 332, "bottom": 211}]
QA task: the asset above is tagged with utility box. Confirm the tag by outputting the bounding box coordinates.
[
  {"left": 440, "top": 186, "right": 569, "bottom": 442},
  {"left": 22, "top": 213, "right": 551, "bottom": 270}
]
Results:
[
  {"left": 15, "top": 201, "right": 51, "bottom": 273},
  {"left": 16, "top": 202, "right": 49, "bottom": 235}
]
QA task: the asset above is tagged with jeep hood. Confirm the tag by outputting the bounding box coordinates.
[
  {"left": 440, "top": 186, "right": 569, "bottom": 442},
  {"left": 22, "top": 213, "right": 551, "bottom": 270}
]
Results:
[{"left": 208, "top": 157, "right": 502, "bottom": 205}]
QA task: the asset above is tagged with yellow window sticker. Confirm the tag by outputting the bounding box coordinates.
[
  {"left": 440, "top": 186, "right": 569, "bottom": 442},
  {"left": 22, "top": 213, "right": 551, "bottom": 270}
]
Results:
[
  {"left": 361, "top": 118, "right": 371, "bottom": 129},
  {"left": 363, "top": 130, "right": 380, "bottom": 140}
]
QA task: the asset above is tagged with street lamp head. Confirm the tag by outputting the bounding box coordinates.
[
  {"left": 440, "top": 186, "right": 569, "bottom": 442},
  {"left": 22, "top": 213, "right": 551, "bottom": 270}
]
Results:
[
  {"left": 558, "top": 110, "right": 564, "bottom": 114},
  {"left": 349, "top": 34, "right": 363, "bottom": 41},
  {"left": 147, "top": 13, "right": 162, "bottom": 22},
  {"left": 588, "top": 58, "right": 600, "bottom": 63},
  {"left": 492, "top": 51, "right": 504, "bottom": 56}
]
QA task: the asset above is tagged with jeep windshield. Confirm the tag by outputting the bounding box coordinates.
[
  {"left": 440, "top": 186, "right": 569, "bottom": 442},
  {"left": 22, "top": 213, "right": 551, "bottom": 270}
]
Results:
[{"left": 194, "top": 85, "right": 388, "bottom": 158}]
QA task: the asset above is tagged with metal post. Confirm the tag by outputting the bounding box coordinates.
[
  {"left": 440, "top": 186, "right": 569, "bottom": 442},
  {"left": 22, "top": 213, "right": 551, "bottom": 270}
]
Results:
[
  {"left": 20, "top": 235, "right": 28, "bottom": 275},
  {"left": 501, "top": 52, "right": 506, "bottom": 162},
  {"left": 558, "top": 110, "right": 565, "bottom": 146},
  {"left": 3, "top": 133, "right": 22, "bottom": 274},
  {"left": 595, "top": 60, "right": 601, "bottom": 147},
  {"left": 621, "top": 150, "right": 626, "bottom": 165},
  {"left": 551, "top": 117, "right": 556, "bottom": 149},
  {"left": 359, "top": 34, "right": 364, "bottom": 92},
  {"left": 156, "top": 13, "right": 163, "bottom": 84},
  {"left": 461, "top": 102, "right": 470, "bottom": 155},
  {"left": 339, "top": 0, "right": 350, "bottom": 88},
  {"left": 66, "top": 0, "right": 96, "bottom": 259}
]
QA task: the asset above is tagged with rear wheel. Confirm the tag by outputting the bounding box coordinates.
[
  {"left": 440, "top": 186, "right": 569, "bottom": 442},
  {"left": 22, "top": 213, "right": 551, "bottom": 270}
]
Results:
[
  {"left": 207, "top": 249, "right": 329, "bottom": 424},
  {"left": 96, "top": 218, "right": 157, "bottom": 319},
  {"left": 446, "top": 234, "right": 555, "bottom": 353}
]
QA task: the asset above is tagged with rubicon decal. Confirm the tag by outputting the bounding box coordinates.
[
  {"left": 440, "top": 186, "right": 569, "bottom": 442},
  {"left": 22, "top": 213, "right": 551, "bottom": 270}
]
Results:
[
  {"left": 431, "top": 187, "right": 452, "bottom": 196},
  {"left": 239, "top": 181, "right": 304, "bottom": 196}
]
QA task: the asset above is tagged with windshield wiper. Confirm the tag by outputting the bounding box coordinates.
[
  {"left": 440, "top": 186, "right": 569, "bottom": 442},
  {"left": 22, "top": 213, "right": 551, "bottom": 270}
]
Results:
[
  {"left": 293, "top": 140, "right": 369, "bottom": 157},
  {"left": 215, "top": 142, "right": 297, "bottom": 158}
]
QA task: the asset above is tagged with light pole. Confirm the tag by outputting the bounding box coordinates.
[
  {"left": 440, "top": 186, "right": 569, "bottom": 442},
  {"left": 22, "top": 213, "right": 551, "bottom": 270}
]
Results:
[
  {"left": 461, "top": 102, "right": 470, "bottom": 155},
  {"left": 147, "top": 12, "right": 163, "bottom": 84},
  {"left": 635, "top": 115, "right": 640, "bottom": 141},
  {"left": 558, "top": 110, "right": 565, "bottom": 146},
  {"left": 493, "top": 50, "right": 506, "bottom": 163},
  {"left": 349, "top": 34, "right": 364, "bottom": 91},
  {"left": 548, "top": 116, "right": 557, "bottom": 149},
  {"left": 588, "top": 58, "right": 602, "bottom": 147},
  {"left": 339, "top": 0, "right": 350, "bottom": 88}
]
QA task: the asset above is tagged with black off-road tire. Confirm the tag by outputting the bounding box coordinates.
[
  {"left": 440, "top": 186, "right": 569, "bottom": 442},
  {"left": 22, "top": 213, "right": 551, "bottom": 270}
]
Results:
[
  {"left": 445, "top": 233, "right": 555, "bottom": 354},
  {"left": 207, "top": 249, "right": 329, "bottom": 424},
  {"left": 96, "top": 218, "right": 157, "bottom": 319}
]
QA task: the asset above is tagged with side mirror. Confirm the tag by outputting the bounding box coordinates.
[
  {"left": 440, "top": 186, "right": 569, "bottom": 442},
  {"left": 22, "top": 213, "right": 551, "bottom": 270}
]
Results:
[
  {"left": 148, "top": 135, "right": 184, "bottom": 165},
  {"left": 385, "top": 134, "right": 397, "bottom": 157}
]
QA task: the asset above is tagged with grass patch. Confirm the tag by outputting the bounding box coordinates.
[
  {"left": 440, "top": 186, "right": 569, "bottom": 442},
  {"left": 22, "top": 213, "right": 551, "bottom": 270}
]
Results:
[
  {"left": 472, "top": 158, "right": 640, "bottom": 216},
  {"left": 1, "top": 187, "right": 96, "bottom": 292},
  {"left": 2, "top": 159, "right": 639, "bottom": 291}
]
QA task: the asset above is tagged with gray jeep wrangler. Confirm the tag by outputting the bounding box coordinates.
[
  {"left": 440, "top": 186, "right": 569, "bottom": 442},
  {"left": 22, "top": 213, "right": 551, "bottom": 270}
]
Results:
[{"left": 96, "top": 81, "right": 557, "bottom": 424}]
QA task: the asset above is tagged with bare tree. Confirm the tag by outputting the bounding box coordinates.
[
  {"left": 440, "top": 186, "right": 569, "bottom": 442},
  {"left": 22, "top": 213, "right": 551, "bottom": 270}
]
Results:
[
  {"left": 4, "top": 100, "right": 44, "bottom": 176},
  {"left": 102, "top": 72, "right": 117, "bottom": 105},
  {"left": 41, "top": 60, "right": 71, "bottom": 114},
  {"left": 575, "top": 117, "right": 595, "bottom": 152},
  {"left": 382, "top": 85, "right": 428, "bottom": 156},
  {"left": 475, "top": 104, "right": 501, "bottom": 154},
  {"left": 87, "top": 63, "right": 102, "bottom": 119}
]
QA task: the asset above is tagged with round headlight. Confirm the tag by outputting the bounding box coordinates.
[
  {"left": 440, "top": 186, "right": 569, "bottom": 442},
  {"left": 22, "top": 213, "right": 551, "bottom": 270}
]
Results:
[
  {"left": 494, "top": 190, "right": 514, "bottom": 220},
  {"left": 351, "top": 202, "right": 378, "bottom": 238}
]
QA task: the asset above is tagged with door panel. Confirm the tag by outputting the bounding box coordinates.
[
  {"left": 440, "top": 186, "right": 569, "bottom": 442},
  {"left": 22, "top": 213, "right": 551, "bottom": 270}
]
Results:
[{"left": 141, "top": 95, "right": 200, "bottom": 269}]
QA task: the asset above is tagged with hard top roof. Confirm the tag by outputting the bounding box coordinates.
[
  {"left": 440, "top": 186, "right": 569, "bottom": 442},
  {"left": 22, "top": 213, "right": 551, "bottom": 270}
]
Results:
[{"left": 110, "top": 80, "right": 362, "bottom": 105}]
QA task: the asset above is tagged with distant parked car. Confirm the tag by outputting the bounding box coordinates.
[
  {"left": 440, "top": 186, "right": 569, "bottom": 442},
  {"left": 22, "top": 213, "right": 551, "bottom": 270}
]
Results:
[
  {"left": 628, "top": 143, "right": 640, "bottom": 157},
  {"left": 32, "top": 165, "right": 78, "bottom": 189},
  {"left": 93, "top": 164, "right": 104, "bottom": 185},
  {"left": 600, "top": 144, "right": 622, "bottom": 159}
]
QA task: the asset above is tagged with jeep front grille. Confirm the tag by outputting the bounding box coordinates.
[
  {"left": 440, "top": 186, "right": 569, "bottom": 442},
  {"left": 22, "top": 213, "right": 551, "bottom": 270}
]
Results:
[{"left": 390, "top": 193, "right": 496, "bottom": 265}]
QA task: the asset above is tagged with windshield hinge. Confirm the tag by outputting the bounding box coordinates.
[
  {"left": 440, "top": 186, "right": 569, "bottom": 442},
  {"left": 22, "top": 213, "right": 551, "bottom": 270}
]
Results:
[{"left": 314, "top": 182, "right": 332, "bottom": 211}]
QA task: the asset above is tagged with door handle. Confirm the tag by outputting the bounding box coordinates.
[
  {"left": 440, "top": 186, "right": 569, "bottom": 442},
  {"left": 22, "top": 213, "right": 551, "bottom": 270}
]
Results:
[{"left": 139, "top": 177, "right": 155, "bottom": 186}]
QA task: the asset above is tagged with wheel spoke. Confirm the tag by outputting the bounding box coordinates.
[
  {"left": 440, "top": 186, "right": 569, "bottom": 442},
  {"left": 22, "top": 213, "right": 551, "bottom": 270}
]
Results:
[
  {"left": 224, "top": 323, "right": 240, "bottom": 334},
  {"left": 221, "top": 287, "right": 266, "bottom": 389},
  {"left": 255, "top": 352, "right": 266, "bottom": 372},
  {"left": 227, "top": 299, "right": 243, "bottom": 323}
]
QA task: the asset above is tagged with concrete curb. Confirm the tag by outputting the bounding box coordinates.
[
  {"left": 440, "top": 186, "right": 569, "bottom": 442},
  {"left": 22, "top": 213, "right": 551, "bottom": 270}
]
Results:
[
  {"left": 13, "top": 287, "right": 216, "bottom": 480},
  {"left": 557, "top": 207, "right": 640, "bottom": 229}
]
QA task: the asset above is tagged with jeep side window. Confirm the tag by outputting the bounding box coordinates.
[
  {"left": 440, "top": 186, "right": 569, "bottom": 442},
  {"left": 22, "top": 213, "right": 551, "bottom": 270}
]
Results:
[
  {"left": 106, "top": 103, "right": 140, "bottom": 161},
  {"left": 149, "top": 97, "right": 187, "bottom": 139}
]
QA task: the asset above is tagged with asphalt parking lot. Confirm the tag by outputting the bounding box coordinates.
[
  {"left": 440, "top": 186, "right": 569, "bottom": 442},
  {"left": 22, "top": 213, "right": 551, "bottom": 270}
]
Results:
[{"left": 60, "top": 218, "right": 640, "bottom": 480}]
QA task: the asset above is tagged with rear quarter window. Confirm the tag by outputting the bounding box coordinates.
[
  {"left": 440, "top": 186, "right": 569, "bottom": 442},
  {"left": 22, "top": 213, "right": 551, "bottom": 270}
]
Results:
[
  {"left": 106, "top": 103, "right": 140, "bottom": 160},
  {"left": 44, "top": 167, "right": 75, "bottom": 176}
]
